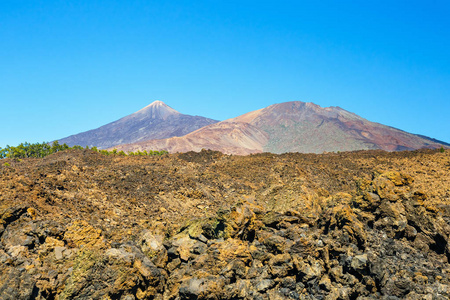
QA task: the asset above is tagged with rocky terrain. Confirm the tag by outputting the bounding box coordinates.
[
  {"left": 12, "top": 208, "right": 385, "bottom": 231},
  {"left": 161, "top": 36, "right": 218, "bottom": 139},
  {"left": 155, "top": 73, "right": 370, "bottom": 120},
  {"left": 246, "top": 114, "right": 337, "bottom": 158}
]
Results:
[
  {"left": 1, "top": 148, "right": 450, "bottom": 299},
  {"left": 57, "top": 101, "right": 218, "bottom": 149},
  {"left": 113, "top": 101, "right": 449, "bottom": 155}
]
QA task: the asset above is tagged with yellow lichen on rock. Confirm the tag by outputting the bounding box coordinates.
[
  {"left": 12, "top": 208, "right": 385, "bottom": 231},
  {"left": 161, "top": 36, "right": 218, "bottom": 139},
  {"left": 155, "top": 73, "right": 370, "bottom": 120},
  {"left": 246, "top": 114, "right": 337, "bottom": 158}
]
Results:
[
  {"left": 27, "top": 207, "right": 37, "bottom": 220},
  {"left": 382, "top": 171, "right": 413, "bottom": 186},
  {"left": 45, "top": 236, "right": 64, "bottom": 248},
  {"left": 64, "top": 220, "right": 104, "bottom": 249}
]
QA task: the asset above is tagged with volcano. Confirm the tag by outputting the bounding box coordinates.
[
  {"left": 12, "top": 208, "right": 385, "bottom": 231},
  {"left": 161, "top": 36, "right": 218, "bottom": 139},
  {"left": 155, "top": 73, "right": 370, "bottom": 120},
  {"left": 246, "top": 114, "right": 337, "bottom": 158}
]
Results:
[{"left": 57, "top": 101, "right": 218, "bottom": 149}]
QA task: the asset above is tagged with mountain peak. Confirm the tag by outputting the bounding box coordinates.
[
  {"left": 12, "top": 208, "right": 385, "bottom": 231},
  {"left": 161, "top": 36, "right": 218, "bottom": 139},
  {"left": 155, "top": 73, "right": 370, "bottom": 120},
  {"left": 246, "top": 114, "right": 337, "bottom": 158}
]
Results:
[
  {"left": 56, "top": 100, "right": 218, "bottom": 149},
  {"left": 147, "top": 100, "right": 169, "bottom": 107},
  {"left": 135, "top": 100, "right": 180, "bottom": 120}
]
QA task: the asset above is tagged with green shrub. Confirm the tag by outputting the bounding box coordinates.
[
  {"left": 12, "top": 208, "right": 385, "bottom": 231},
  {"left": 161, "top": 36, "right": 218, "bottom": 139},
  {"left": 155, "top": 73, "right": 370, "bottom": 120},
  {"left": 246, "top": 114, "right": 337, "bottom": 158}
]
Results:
[{"left": 0, "top": 142, "right": 169, "bottom": 159}]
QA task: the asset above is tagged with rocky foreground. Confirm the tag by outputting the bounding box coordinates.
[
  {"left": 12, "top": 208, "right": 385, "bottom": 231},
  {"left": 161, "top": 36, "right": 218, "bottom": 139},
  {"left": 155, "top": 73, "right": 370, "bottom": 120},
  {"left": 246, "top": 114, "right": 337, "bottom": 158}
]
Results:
[{"left": 1, "top": 149, "right": 449, "bottom": 299}]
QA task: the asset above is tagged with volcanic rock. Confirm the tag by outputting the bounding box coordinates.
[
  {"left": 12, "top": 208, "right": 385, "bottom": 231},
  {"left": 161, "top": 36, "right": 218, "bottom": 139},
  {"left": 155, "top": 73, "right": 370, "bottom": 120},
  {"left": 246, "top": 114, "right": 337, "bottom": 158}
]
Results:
[{"left": 0, "top": 148, "right": 449, "bottom": 299}]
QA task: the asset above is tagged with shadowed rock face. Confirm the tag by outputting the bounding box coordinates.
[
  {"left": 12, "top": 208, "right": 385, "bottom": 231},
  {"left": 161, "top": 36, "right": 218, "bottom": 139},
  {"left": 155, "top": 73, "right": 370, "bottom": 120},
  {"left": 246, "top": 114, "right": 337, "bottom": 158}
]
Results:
[
  {"left": 114, "top": 101, "right": 449, "bottom": 155},
  {"left": 57, "top": 101, "right": 218, "bottom": 149},
  {"left": 1, "top": 148, "right": 450, "bottom": 299}
]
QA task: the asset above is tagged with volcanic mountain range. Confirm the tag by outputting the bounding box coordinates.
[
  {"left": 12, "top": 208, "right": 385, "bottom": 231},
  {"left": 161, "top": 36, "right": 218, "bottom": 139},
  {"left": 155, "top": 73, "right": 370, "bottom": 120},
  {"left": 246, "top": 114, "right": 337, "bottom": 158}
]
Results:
[{"left": 58, "top": 100, "right": 448, "bottom": 154}]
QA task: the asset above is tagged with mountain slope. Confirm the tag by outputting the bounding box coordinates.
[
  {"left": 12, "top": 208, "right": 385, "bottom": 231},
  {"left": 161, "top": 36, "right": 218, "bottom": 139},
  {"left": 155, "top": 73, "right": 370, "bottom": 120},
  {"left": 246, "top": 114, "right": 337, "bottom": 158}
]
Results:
[
  {"left": 114, "top": 121, "right": 269, "bottom": 155},
  {"left": 113, "top": 101, "right": 448, "bottom": 154},
  {"left": 57, "top": 101, "right": 218, "bottom": 149},
  {"left": 229, "top": 101, "right": 447, "bottom": 153}
]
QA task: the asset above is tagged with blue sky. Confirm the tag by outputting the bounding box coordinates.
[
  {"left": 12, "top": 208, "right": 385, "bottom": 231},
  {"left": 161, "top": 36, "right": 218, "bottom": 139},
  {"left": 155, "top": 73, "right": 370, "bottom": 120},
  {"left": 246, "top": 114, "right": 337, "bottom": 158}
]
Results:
[{"left": 1, "top": 1, "right": 449, "bottom": 148}]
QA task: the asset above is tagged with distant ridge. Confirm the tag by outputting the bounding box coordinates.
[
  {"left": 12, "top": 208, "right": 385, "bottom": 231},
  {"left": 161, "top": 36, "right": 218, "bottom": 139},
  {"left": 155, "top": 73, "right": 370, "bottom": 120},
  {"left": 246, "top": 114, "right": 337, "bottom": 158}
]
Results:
[
  {"left": 416, "top": 135, "right": 450, "bottom": 147},
  {"left": 57, "top": 101, "right": 218, "bottom": 149},
  {"left": 112, "top": 101, "right": 449, "bottom": 155}
]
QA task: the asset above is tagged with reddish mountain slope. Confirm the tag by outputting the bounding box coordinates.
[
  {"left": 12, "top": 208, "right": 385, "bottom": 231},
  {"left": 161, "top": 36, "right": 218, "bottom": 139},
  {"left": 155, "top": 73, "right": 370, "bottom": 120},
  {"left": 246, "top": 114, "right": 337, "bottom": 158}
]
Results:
[
  {"left": 115, "top": 122, "right": 268, "bottom": 155},
  {"left": 228, "top": 101, "right": 447, "bottom": 153}
]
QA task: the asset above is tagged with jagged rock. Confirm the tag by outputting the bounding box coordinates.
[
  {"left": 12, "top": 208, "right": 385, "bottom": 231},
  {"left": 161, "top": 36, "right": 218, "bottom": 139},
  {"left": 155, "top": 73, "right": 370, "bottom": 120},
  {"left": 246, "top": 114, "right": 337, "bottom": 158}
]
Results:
[
  {"left": 224, "top": 279, "right": 253, "bottom": 298},
  {"left": 0, "top": 267, "right": 36, "bottom": 300},
  {"left": 54, "top": 246, "right": 65, "bottom": 260},
  {"left": 269, "top": 253, "right": 293, "bottom": 277},
  {"left": 140, "top": 231, "right": 164, "bottom": 254},
  {"left": 64, "top": 220, "right": 104, "bottom": 249},
  {"left": 254, "top": 278, "right": 275, "bottom": 292},
  {"left": 0, "top": 206, "right": 28, "bottom": 227},
  {"left": 1, "top": 149, "right": 450, "bottom": 299}
]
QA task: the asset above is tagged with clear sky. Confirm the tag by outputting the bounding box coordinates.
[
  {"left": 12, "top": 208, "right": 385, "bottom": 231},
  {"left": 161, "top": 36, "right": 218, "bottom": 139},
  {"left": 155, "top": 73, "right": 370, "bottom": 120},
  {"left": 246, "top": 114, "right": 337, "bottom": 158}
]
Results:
[{"left": 1, "top": 1, "right": 449, "bottom": 148}]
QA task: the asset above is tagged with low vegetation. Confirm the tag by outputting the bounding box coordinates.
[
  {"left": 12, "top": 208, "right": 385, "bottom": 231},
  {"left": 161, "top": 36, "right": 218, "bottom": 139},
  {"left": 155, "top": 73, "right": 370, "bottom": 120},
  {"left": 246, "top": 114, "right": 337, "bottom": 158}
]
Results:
[
  {"left": 0, "top": 141, "right": 168, "bottom": 159},
  {"left": 98, "top": 148, "right": 168, "bottom": 156}
]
